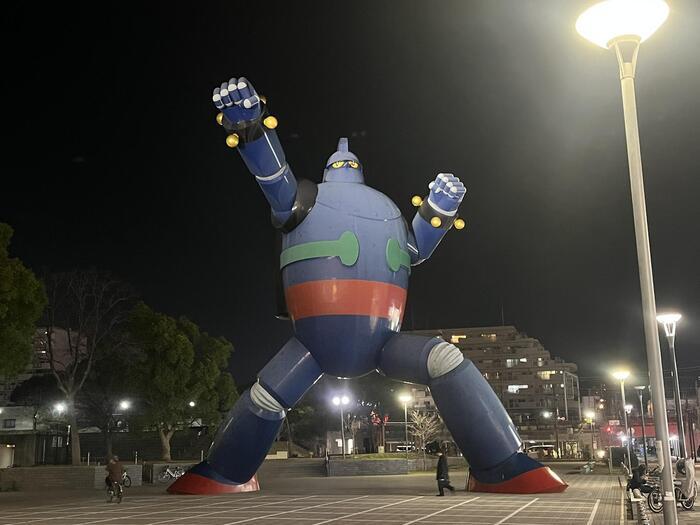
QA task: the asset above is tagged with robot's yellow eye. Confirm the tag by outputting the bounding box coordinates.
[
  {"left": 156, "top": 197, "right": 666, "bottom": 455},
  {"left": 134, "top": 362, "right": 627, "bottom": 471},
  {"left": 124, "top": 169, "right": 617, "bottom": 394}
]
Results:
[
  {"left": 332, "top": 161, "right": 345, "bottom": 168},
  {"left": 348, "top": 161, "right": 359, "bottom": 169}
]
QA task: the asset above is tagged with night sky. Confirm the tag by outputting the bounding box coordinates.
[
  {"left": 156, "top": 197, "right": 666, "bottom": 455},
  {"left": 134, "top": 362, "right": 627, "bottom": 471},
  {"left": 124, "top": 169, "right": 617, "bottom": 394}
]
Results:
[{"left": 4, "top": 1, "right": 699, "bottom": 389}]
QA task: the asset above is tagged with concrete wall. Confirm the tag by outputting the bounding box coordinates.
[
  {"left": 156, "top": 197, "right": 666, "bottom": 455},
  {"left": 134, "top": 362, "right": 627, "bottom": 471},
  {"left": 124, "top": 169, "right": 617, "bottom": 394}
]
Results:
[
  {"left": 0, "top": 465, "right": 143, "bottom": 491},
  {"left": 327, "top": 458, "right": 416, "bottom": 476}
]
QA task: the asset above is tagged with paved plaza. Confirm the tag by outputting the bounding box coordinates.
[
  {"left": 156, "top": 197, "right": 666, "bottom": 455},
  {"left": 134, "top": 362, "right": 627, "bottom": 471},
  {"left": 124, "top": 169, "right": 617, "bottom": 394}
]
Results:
[{"left": 0, "top": 467, "right": 696, "bottom": 524}]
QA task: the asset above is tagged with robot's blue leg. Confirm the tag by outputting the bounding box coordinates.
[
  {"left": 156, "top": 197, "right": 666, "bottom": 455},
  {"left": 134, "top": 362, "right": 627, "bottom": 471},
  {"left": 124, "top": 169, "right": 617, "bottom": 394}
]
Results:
[
  {"left": 168, "top": 337, "right": 322, "bottom": 494},
  {"left": 379, "top": 334, "right": 567, "bottom": 494}
]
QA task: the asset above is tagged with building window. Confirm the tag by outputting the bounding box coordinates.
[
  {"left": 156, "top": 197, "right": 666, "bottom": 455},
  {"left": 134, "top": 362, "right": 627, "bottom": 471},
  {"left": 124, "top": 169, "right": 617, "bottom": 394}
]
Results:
[
  {"left": 537, "top": 370, "right": 557, "bottom": 380},
  {"left": 507, "top": 384, "right": 529, "bottom": 394},
  {"left": 483, "top": 359, "right": 493, "bottom": 364},
  {"left": 450, "top": 335, "right": 466, "bottom": 344},
  {"left": 542, "top": 384, "right": 553, "bottom": 393},
  {"left": 483, "top": 372, "right": 489, "bottom": 380},
  {"left": 519, "top": 357, "right": 527, "bottom": 363},
  {"left": 506, "top": 358, "right": 518, "bottom": 368},
  {"left": 3, "top": 419, "right": 16, "bottom": 429},
  {"left": 537, "top": 357, "right": 544, "bottom": 367}
]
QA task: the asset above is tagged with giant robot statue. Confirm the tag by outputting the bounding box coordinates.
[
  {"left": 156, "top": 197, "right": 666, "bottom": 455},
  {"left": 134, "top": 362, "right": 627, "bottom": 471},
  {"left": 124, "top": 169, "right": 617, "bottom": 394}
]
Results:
[{"left": 169, "top": 76, "right": 567, "bottom": 495}]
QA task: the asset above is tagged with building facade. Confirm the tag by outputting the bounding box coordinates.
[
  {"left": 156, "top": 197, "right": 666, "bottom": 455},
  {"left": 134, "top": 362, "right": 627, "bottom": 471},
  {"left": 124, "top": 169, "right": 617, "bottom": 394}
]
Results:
[{"left": 405, "top": 326, "right": 584, "bottom": 456}]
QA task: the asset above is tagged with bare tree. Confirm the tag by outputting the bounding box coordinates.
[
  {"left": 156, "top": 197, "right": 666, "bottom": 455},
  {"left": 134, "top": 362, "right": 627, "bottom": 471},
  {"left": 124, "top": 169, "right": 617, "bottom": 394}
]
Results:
[
  {"left": 410, "top": 410, "right": 442, "bottom": 470},
  {"left": 43, "top": 270, "right": 133, "bottom": 465}
]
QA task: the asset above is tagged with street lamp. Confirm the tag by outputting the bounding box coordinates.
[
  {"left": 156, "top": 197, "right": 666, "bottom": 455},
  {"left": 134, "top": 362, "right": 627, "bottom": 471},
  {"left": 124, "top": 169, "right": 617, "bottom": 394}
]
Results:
[
  {"left": 188, "top": 401, "right": 196, "bottom": 408},
  {"left": 398, "top": 393, "right": 412, "bottom": 461},
  {"left": 584, "top": 410, "right": 596, "bottom": 459},
  {"left": 332, "top": 395, "right": 350, "bottom": 458},
  {"left": 54, "top": 402, "right": 66, "bottom": 415},
  {"left": 612, "top": 371, "right": 633, "bottom": 474},
  {"left": 119, "top": 400, "right": 131, "bottom": 411},
  {"left": 634, "top": 385, "right": 649, "bottom": 465},
  {"left": 576, "top": 2, "right": 676, "bottom": 522},
  {"left": 657, "top": 312, "right": 686, "bottom": 458}
]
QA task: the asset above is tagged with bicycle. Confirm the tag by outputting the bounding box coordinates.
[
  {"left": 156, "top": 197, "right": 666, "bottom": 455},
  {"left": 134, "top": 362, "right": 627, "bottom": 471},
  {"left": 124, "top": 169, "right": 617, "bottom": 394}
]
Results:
[
  {"left": 645, "top": 462, "right": 697, "bottom": 513},
  {"left": 122, "top": 470, "right": 132, "bottom": 488},
  {"left": 157, "top": 465, "right": 185, "bottom": 482},
  {"left": 106, "top": 480, "right": 123, "bottom": 503}
]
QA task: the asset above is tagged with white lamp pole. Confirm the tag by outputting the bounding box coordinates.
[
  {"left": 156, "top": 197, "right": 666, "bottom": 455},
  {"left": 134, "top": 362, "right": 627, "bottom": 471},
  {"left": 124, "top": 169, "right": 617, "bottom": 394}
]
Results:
[
  {"left": 332, "top": 395, "right": 350, "bottom": 458},
  {"left": 398, "top": 393, "right": 413, "bottom": 462},
  {"left": 613, "top": 371, "right": 633, "bottom": 474},
  {"left": 657, "top": 313, "right": 686, "bottom": 458},
  {"left": 576, "top": 2, "right": 676, "bottom": 522}
]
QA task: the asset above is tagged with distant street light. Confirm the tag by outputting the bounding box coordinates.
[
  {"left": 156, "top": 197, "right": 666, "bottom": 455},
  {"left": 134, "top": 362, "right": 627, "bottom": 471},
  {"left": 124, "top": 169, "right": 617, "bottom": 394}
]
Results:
[
  {"left": 584, "top": 410, "right": 596, "bottom": 457},
  {"left": 119, "top": 400, "right": 131, "bottom": 411},
  {"left": 54, "top": 402, "right": 66, "bottom": 414},
  {"left": 612, "top": 370, "right": 632, "bottom": 474},
  {"left": 398, "top": 393, "right": 412, "bottom": 461},
  {"left": 634, "top": 385, "right": 649, "bottom": 465},
  {"left": 576, "top": 1, "right": 675, "bottom": 522},
  {"left": 188, "top": 401, "right": 196, "bottom": 408},
  {"left": 332, "top": 395, "right": 350, "bottom": 458},
  {"left": 657, "top": 312, "right": 686, "bottom": 458}
]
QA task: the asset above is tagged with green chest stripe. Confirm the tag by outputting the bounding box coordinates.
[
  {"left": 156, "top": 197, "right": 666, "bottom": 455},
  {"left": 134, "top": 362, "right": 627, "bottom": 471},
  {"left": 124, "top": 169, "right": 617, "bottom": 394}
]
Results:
[
  {"left": 386, "top": 238, "right": 411, "bottom": 272},
  {"left": 280, "top": 231, "right": 360, "bottom": 269}
]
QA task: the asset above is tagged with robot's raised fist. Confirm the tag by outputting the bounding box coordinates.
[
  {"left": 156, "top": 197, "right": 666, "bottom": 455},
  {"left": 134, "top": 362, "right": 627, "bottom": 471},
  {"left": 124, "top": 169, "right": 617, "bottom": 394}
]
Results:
[
  {"left": 212, "top": 76, "right": 262, "bottom": 126},
  {"left": 427, "top": 173, "right": 466, "bottom": 214}
]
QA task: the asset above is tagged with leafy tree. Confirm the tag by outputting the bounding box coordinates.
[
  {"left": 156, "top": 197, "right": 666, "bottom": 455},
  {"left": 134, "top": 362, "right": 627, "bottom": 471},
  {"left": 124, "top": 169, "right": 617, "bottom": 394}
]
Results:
[
  {"left": 43, "top": 270, "right": 134, "bottom": 465},
  {"left": 127, "top": 303, "right": 237, "bottom": 461},
  {"left": 80, "top": 345, "right": 139, "bottom": 459},
  {"left": 0, "top": 223, "right": 46, "bottom": 376}
]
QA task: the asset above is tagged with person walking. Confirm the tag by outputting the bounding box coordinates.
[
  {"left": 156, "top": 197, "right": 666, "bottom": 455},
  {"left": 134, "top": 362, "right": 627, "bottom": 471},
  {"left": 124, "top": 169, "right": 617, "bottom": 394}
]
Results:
[{"left": 436, "top": 450, "right": 455, "bottom": 496}]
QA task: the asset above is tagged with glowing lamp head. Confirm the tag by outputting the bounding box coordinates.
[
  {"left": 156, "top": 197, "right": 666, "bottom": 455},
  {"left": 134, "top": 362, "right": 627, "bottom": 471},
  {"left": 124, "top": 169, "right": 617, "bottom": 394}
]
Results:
[
  {"left": 542, "top": 411, "right": 552, "bottom": 419},
  {"left": 119, "top": 400, "right": 131, "bottom": 410},
  {"left": 584, "top": 410, "right": 595, "bottom": 420},
  {"left": 575, "top": 0, "right": 669, "bottom": 48},
  {"left": 188, "top": 401, "right": 196, "bottom": 407},
  {"left": 657, "top": 312, "right": 681, "bottom": 338},
  {"left": 54, "top": 402, "right": 66, "bottom": 414},
  {"left": 612, "top": 370, "right": 630, "bottom": 381},
  {"left": 398, "top": 393, "right": 412, "bottom": 404}
]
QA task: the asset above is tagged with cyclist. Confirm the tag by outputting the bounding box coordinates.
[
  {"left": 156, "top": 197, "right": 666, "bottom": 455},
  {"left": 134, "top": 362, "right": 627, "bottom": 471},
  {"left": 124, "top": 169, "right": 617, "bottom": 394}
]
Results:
[{"left": 105, "top": 455, "right": 125, "bottom": 500}]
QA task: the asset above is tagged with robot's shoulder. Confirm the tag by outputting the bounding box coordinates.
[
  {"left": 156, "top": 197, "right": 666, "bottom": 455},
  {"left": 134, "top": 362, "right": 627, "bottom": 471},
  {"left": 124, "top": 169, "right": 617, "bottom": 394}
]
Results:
[{"left": 315, "top": 182, "right": 401, "bottom": 220}]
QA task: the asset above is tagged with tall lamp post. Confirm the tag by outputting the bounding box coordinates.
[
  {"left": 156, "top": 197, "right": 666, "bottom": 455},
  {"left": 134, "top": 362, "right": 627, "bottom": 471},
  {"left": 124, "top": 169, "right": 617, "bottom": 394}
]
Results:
[
  {"left": 634, "top": 386, "right": 649, "bottom": 465},
  {"left": 584, "top": 410, "right": 596, "bottom": 459},
  {"left": 612, "top": 371, "right": 632, "bottom": 473},
  {"left": 576, "top": 2, "right": 677, "bottom": 522},
  {"left": 657, "top": 313, "right": 686, "bottom": 458},
  {"left": 398, "top": 393, "right": 412, "bottom": 462},
  {"left": 332, "top": 395, "right": 350, "bottom": 458}
]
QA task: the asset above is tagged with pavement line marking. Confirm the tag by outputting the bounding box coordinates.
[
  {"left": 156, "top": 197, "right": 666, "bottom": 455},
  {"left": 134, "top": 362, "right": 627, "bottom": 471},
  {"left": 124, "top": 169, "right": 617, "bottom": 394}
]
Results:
[
  {"left": 219, "top": 495, "right": 369, "bottom": 525},
  {"left": 399, "top": 496, "right": 480, "bottom": 525},
  {"left": 493, "top": 497, "right": 539, "bottom": 525},
  {"left": 309, "top": 495, "right": 424, "bottom": 525},
  {"left": 619, "top": 490, "right": 625, "bottom": 525},
  {"left": 76, "top": 495, "right": 294, "bottom": 525},
  {"left": 586, "top": 499, "right": 600, "bottom": 525},
  {"left": 0, "top": 494, "right": 233, "bottom": 524},
  {"left": 142, "top": 495, "right": 321, "bottom": 525}
]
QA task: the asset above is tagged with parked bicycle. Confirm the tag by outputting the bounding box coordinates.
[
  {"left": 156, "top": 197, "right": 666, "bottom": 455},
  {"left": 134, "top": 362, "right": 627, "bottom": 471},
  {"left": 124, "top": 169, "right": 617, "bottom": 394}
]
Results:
[
  {"left": 646, "top": 460, "right": 697, "bottom": 513},
  {"left": 121, "top": 470, "right": 132, "bottom": 488},
  {"left": 157, "top": 464, "right": 186, "bottom": 482}
]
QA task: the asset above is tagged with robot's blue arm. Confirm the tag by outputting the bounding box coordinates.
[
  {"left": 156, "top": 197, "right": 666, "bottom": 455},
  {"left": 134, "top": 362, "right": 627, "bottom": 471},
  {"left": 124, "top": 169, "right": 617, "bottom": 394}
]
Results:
[
  {"left": 213, "top": 77, "right": 297, "bottom": 225},
  {"left": 409, "top": 173, "right": 466, "bottom": 264}
]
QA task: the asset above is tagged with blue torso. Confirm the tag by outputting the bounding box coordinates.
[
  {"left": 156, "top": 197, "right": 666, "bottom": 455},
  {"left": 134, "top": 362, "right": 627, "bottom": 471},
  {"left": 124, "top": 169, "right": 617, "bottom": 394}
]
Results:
[{"left": 282, "top": 182, "right": 410, "bottom": 377}]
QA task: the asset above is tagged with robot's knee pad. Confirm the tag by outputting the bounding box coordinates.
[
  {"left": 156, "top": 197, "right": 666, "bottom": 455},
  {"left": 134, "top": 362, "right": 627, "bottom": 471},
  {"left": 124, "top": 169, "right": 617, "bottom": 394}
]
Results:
[
  {"left": 427, "top": 342, "right": 464, "bottom": 379},
  {"left": 250, "top": 381, "right": 284, "bottom": 413}
]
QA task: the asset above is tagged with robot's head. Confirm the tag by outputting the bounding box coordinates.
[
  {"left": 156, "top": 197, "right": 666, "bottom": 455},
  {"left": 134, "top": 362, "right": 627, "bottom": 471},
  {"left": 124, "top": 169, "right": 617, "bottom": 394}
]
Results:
[{"left": 323, "top": 138, "right": 364, "bottom": 184}]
